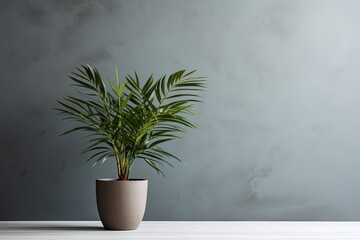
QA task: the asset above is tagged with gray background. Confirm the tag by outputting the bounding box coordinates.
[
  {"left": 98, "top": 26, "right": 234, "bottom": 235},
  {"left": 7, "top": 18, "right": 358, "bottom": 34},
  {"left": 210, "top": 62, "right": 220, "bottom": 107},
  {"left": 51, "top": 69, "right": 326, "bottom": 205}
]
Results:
[{"left": 1, "top": 0, "right": 360, "bottom": 220}]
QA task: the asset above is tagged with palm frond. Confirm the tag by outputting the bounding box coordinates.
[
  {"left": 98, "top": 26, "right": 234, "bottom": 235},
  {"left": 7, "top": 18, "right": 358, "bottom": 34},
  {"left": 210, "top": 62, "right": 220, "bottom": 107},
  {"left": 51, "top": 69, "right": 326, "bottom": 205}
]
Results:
[{"left": 56, "top": 65, "right": 205, "bottom": 180}]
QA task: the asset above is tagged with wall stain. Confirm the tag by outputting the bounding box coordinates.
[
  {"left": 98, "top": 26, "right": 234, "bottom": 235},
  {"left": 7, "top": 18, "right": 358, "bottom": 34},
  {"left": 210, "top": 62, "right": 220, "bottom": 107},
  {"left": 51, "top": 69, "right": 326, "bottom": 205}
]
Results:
[
  {"left": 81, "top": 47, "right": 111, "bottom": 63},
  {"left": 258, "top": 17, "right": 287, "bottom": 37},
  {"left": 51, "top": 0, "right": 120, "bottom": 28},
  {"left": 0, "top": 137, "right": 21, "bottom": 145},
  {"left": 18, "top": 168, "right": 28, "bottom": 179},
  {"left": 27, "top": 109, "right": 44, "bottom": 119},
  {"left": 268, "top": 145, "right": 292, "bottom": 162},
  {"left": 58, "top": 159, "right": 66, "bottom": 174},
  {"left": 0, "top": 0, "right": 12, "bottom": 13},
  {"left": 73, "top": 3, "right": 99, "bottom": 25},
  {"left": 328, "top": 67, "right": 344, "bottom": 82},
  {"left": 37, "top": 130, "right": 47, "bottom": 139},
  {"left": 32, "top": 50, "right": 50, "bottom": 61},
  {"left": 247, "top": 167, "right": 272, "bottom": 201},
  {"left": 52, "top": 0, "right": 120, "bottom": 14},
  {"left": 113, "top": 40, "right": 125, "bottom": 49},
  {"left": 49, "top": 0, "right": 123, "bottom": 60},
  {"left": 312, "top": 125, "right": 327, "bottom": 135},
  {"left": 246, "top": 145, "right": 292, "bottom": 204},
  {"left": 52, "top": 160, "right": 67, "bottom": 182},
  {"left": 268, "top": 145, "right": 281, "bottom": 159},
  {"left": 277, "top": 204, "right": 335, "bottom": 220},
  {"left": 21, "top": 2, "right": 50, "bottom": 26},
  {"left": 54, "top": 0, "right": 120, "bottom": 52},
  {"left": 0, "top": 137, "right": 21, "bottom": 165},
  {"left": 258, "top": 1, "right": 295, "bottom": 39}
]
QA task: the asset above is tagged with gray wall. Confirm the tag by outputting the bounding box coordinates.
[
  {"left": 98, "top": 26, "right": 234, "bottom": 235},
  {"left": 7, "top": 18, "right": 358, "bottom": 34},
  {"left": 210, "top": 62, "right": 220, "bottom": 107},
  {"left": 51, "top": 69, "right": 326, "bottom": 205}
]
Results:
[{"left": 1, "top": 0, "right": 360, "bottom": 220}]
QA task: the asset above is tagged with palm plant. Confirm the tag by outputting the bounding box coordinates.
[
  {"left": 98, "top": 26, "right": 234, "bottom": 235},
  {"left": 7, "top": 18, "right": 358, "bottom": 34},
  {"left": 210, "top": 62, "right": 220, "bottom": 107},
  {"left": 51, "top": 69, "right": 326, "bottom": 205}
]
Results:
[{"left": 56, "top": 65, "right": 205, "bottom": 180}]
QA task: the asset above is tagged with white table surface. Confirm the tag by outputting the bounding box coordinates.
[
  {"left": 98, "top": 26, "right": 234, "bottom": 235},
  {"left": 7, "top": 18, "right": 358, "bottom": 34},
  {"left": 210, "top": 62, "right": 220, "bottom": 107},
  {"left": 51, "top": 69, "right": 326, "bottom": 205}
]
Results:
[{"left": 1, "top": 221, "right": 360, "bottom": 239}]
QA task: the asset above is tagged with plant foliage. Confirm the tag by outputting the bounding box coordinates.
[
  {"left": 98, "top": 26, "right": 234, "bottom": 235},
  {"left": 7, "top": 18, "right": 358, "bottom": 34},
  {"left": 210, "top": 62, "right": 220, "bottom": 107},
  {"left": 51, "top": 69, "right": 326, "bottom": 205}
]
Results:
[{"left": 56, "top": 65, "right": 205, "bottom": 180}]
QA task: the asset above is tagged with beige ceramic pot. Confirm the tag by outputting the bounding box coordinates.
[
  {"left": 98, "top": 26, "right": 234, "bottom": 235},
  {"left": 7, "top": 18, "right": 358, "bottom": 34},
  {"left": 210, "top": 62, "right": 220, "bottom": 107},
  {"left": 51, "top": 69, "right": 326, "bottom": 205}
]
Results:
[{"left": 96, "top": 179, "right": 148, "bottom": 230}]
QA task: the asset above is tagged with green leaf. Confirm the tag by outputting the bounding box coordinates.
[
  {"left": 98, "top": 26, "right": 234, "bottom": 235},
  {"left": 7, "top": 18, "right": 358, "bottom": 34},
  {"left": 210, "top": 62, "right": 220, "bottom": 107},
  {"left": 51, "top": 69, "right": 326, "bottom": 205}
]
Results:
[
  {"left": 143, "top": 158, "right": 165, "bottom": 176},
  {"left": 55, "top": 65, "right": 206, "bottom": 180},
  {"left": 108, "top": 79, "right": 118, "bottom": 96},
  {"left": 115, "top": 65, "right": 120, "bottom": 87},
  {"left": 61, "top": 126, "right": 97, "bottom": 136}
]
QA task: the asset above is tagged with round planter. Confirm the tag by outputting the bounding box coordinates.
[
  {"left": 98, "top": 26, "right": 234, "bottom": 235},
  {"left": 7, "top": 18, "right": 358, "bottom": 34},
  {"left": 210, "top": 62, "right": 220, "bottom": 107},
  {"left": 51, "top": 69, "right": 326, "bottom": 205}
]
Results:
[{"left": 96, "top": 178, "right": 148, "bottom": 230}]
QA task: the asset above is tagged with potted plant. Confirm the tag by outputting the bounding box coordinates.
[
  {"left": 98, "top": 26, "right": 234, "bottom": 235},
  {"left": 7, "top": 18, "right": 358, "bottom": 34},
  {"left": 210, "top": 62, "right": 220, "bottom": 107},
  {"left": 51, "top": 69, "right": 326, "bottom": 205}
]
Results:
[{"left": 56, "top": 65, "right": 205, "bottom": 230}]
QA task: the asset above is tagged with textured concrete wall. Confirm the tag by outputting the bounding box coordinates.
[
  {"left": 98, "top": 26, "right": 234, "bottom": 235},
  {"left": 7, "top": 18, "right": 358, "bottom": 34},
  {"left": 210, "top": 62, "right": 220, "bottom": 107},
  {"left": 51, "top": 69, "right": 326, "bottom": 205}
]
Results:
[{"left": 1, "top": 0, "right": 360, "bottom": 220}]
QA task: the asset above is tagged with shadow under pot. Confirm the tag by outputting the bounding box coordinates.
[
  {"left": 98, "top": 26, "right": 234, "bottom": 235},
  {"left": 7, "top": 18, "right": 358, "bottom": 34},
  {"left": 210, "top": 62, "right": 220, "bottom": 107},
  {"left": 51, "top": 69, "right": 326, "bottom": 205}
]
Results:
[{"left": 96, "top": 179, "right": 148, "bottom": 230}]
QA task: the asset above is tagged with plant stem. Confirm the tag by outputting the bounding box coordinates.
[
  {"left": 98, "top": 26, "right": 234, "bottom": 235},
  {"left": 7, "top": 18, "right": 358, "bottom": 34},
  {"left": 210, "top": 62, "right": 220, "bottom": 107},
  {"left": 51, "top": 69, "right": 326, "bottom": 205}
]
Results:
[
  {"left": 116, "top": 160, "right": 121, "bottom": 180},
  {"left": 116, "top": 151, "right": 130, "bottom": 181},
  {"left": 116, "top": 155, "right": 122, "bottom": 180}
]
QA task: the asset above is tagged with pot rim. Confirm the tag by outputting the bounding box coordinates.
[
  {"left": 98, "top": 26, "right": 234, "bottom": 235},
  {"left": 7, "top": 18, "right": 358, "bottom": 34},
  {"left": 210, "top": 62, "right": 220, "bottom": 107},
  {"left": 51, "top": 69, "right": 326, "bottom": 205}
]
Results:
[{"left": 96, "top": 178, "right": 147, "bottom": 182}]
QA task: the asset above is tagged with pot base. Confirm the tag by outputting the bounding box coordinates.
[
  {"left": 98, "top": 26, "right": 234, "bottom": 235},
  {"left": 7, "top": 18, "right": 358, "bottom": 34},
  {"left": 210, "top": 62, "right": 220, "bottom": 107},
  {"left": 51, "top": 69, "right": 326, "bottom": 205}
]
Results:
[{"left": 96, "top": 179, "right": 148, "bottom": 230}]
